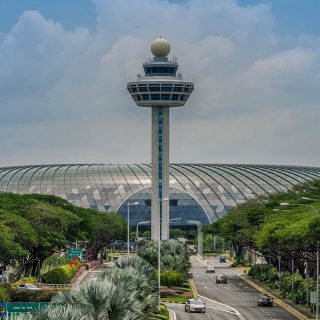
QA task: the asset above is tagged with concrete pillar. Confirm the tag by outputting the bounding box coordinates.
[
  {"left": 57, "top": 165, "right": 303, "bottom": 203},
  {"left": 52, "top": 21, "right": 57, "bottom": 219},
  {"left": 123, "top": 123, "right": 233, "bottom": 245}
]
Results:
[
  {"left": 151, "top": 106, "right": 170, "bottom": 240},
  {"left": 198, "top": 225, "right": 203, "bottom": 257}
]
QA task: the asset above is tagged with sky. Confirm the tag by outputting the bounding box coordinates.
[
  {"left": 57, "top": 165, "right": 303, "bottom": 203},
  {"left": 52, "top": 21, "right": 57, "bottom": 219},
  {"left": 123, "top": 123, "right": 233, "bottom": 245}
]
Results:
[{"left": 0, "top": 0, "right": 319, "bottom": 167}]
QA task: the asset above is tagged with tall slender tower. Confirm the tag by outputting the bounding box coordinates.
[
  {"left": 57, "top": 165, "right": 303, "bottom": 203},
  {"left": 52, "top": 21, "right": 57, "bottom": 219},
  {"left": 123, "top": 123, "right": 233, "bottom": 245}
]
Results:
[{"left": 127, "top": 37, "right": 194, "bottom": 240}]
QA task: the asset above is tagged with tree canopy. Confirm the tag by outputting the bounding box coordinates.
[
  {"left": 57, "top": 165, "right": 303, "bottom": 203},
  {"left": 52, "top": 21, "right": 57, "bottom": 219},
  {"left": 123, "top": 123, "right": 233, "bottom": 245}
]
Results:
[
  {"left": 0, "top": 192, "right": 126, "bottom": 277},
  {"left": 206, "top": 179, "right": 320, "bottom": 274}
]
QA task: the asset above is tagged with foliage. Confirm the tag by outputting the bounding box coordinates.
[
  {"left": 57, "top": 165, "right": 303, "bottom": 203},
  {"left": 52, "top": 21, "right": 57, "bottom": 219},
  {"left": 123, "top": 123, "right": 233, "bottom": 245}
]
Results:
[
  {"left": 0, "top": 284, "right": 12, "bottom": 302},
  {"left": 249, "top": 264, "right": 314, "bottom": 305},
  {"left": 207, "top": 179, "right": 320, "bottom": 277},
  {"left": 14, "top": 277, "right": 37, "bottom": 287},
  {"left": 41, "top": 265, "right": 78, "bottom": 284},
  {"left": 41, "top": 256, "right": 69, "bottom": 273},
  {"left": 0, "top": 192, "right": 126, "bottom": 278},
  {"left": 10, "top": 290, "right": 57, "bottom": 302},
  {"left": 138, "top": 239, "right": 190, "bottom": 278},
  {"left": 159, "top": 270, "right": 185, "bottom": 287}
]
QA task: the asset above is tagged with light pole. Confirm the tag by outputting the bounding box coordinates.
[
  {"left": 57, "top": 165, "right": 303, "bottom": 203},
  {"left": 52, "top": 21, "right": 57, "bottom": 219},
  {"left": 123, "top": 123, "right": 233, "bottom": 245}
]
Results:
[
  {"left": 280, "top": 201, "right": 319, "bottom": 318},
  {"left": 187, "top": 220, "right": 203, "bottom": 257},
  {"left": 127, "top": 201, "right": 139, "bottom": 256},
  {"left": 136, "top": 220, "right": 151, "bottom": 242},
  {"left": 158, "top": 197, "right": 169, "bottom": 311}
]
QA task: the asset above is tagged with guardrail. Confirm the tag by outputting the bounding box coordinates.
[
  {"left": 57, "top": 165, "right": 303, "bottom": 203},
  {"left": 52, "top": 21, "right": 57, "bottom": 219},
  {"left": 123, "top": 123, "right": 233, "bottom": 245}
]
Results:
[{"left": 36, "top": 283, "right": 73, "bottom": 289}]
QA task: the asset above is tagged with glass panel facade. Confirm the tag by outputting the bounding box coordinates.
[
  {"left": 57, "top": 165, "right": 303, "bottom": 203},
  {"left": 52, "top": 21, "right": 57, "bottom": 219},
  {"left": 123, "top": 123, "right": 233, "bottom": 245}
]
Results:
[{"left": 0, "top": 164, "right": 318, "bottom": 225}]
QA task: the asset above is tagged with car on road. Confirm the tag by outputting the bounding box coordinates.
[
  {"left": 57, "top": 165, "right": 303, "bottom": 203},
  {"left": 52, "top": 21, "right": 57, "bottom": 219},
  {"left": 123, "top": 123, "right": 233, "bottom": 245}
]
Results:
[
  {"left": 257, "top": 293, "right": 273, "bottom": 307},
  {"left": 219, "top": 256, "right": 226, "bottom": 263},
  {"left": 16, "top": 283, "right": 40, "bottom": 291},
  {"left": 185, "top": 298, "right": 206, "bottom": 313},
  {"left": 206, "top": 266, "right": 215, "bottom": 273},
  {"left": 216, "top": 274, "right": 227, "bottom": 284}
]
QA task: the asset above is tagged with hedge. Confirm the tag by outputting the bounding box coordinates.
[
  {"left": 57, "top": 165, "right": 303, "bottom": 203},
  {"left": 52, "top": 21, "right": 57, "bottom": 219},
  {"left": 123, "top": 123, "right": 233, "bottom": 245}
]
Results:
[
  {"left": 10, "top": 290, "right": 56, "bottom": 302},
  {"left": 41, "top": 265, "right": 77, "bottom": 284},
  {"left": 160, "top": 270, "right": 185, "bottom": 287}
]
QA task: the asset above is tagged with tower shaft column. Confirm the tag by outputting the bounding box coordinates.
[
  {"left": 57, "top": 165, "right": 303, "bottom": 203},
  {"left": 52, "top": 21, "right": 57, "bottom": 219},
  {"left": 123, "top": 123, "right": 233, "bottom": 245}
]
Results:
[{"left": 151, "top": 106, "right": 170, "bottom": 241}]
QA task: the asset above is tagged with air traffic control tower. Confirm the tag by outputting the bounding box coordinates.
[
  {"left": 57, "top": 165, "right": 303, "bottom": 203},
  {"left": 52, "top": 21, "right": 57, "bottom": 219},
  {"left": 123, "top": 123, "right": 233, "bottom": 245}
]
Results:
[{"left": 127, "top": 37, "right": 194, "bottom": 240}]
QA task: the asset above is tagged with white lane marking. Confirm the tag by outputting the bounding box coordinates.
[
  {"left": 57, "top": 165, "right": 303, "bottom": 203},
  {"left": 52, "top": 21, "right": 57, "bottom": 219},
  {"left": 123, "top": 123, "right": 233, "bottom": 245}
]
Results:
[
  {"left": 168, "top": 309, "right": 177, "bottom": 320},
  {"left": 206, "top": 313, "right": 213, "bottom": 320},
  {"left": 199, "top": 294, "right": 246, "bottom": 320}
]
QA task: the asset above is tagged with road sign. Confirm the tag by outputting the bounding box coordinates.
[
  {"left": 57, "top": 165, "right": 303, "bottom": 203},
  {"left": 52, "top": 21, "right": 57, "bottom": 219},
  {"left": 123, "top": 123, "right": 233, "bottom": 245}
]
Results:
[
  {"left": 67, "top": 248, "right": 82, "bottom": 260},
  {"left": 0, "top": 302, "right": 50, "bottom": 319},
  {"left": 310, "top": 291, "right": 317, "bottom": 304}
]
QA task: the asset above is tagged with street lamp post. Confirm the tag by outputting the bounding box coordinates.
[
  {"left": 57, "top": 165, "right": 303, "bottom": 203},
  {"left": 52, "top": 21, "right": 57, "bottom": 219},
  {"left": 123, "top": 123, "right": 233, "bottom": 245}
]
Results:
[
  {"left": 136, "top": 220, "right": 151, "bottom": 241},
  {"left": 187, "top": 220, "right": 203, "bottom": 257},
  {"left": 127, "top": 202, "right": 139, "bottom": 256},
  {"left": 280, "top": 201, "right": 319, "bottom": 318}
]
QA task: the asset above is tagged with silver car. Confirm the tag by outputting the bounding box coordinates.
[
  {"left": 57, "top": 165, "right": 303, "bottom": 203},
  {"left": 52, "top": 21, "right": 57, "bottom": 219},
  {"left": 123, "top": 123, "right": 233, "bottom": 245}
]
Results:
[
  {"left": 206, "top": 266, "right": 215, "bottom": 273},
  {"left": 16, "top": 283, "right": 40, "bottom": 291},
  {"left": 185, "top": 298, "right": 206, "bottom": 313}
]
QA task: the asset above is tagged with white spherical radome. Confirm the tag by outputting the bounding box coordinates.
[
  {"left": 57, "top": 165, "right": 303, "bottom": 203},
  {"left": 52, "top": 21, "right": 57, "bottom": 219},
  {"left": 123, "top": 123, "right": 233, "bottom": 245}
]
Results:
[{"left": 151, "top": 37, "right": 171, "bottom": 57}]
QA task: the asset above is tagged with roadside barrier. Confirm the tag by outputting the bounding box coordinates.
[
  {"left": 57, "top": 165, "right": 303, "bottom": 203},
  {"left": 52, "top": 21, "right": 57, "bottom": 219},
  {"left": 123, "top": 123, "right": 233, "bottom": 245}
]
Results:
[{"left": 189, "top": 278, "right": 198, "bottom": 298}]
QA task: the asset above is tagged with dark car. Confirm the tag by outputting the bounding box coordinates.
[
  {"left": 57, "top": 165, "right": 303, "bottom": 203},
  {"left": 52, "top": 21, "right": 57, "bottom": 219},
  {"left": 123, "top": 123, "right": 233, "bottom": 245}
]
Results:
[
  {"left": 216, "top": 274, "right": 227, "bottom": 284},
  {"left": 206, "top": 266, "right": 215, "bottom": 273},
  {"left": 219, "top": 256, "right": 226, "bottom": 263},
  {"left": 257, "top": 293, "right": 273, "bottom": 307},
  {"left": 185, "top": 299, "right": 206, "bottom": 313}
]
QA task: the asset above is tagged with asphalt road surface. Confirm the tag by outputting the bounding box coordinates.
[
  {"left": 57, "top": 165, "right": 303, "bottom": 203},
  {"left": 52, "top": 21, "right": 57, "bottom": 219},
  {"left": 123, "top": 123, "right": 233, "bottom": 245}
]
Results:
[
  {"left": 79, "top": 264, "right": 110, "bottom": 283},
  {"left": 168, "top": 256, "right": 298, "bottom": 320}
]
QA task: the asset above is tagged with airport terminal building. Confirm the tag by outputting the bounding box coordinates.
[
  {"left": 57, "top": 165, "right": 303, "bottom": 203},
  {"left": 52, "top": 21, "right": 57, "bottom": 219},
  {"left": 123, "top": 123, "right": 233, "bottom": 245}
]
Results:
[{"left": 0, "top": 163, "right": 319, "bottom": 227}]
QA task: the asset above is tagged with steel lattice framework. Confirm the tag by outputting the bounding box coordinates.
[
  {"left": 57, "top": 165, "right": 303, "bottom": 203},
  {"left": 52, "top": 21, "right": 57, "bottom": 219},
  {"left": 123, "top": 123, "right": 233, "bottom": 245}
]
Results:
[{"left": 0, "top": 163, "right": 319, "bottom": 226}]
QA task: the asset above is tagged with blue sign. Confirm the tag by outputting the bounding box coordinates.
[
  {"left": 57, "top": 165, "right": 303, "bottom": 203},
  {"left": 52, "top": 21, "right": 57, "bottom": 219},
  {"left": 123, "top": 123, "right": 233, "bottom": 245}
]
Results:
[{"left": 0, "top": 302, "right": 7, "bottom": 318}]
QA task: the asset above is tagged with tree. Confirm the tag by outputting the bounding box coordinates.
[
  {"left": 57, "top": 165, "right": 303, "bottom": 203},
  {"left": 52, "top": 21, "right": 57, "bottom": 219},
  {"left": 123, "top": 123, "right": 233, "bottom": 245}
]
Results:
[{"left": 86, "top": 212, "right": 126, "bottom": 260}]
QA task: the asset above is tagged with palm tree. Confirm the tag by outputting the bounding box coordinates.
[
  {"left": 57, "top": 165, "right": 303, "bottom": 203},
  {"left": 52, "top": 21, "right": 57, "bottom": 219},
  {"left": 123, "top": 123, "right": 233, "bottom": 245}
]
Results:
[
  {"left": 53, "top": 278, "right": 146, "bottom": 320},
  {"left": 114, "top": 255, "right": 152, "bottom": 272},
  {"left": 101, "top": 267, "right": 156, "bottom": 310}
]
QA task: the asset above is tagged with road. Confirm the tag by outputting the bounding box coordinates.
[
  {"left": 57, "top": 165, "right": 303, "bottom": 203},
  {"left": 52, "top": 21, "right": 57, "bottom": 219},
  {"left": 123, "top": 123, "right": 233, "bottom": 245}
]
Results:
[
  {"left": 79, "top": 264, "right": 110, "bottom": 283},
  {"left": 167, "top": 256, "right": 298, "bottom": 320}
]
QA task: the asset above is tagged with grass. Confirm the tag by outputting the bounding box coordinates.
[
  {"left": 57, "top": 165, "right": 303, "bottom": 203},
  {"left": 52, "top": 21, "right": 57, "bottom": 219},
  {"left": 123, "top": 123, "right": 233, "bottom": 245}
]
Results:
[{"left": 236, "top": 266, "right": 251, "bottom": 273}]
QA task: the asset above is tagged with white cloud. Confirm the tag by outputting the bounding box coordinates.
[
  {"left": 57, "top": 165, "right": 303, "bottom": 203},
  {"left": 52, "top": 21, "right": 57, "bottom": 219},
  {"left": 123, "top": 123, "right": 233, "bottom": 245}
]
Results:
[{"left": 0, "top": 0, "right": 319, "bottom": 167}]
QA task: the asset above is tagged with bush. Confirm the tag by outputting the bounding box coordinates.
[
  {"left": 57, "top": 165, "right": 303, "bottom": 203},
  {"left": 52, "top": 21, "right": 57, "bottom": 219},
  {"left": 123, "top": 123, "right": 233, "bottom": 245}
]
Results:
[
  {"left": 249, "top": 264, "right": 313, "bottom": 305},
  {"left": 11, "top": 289, "right": 56, "bottom": 302},
  {"left": 160, "top": 270, "right": 185, "bottom": 287},
  {"left": 14, "top": 277, "right": 37, "bottom": 287},
  {"left": 41, "top": 265, "right": 77, "bottom": 284},
  {"left": 160, "top": 289, "right": 182, "bottom": 298},
  {"left": 0, "top": 284, "right": 12, "bottom": 302}
]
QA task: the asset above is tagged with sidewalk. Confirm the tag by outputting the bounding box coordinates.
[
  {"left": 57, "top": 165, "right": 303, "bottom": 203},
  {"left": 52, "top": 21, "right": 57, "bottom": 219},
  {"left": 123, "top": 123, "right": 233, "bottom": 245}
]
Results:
[{"left": 240, "top": 273, "right": 313, "bottom": 320}]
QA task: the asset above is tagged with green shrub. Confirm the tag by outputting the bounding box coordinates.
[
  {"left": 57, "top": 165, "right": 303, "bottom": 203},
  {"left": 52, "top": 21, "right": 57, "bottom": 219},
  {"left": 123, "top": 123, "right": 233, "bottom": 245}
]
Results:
[
  {"left": 160, "top": 270, "right": 185, "bottom": 287},
  {"left": 249, "top": 264, "right": 313, "bottom": 305},
  {"left": 0, "top": 284, "right": 12, "bottom": 302},
  {"left": 11, "top": 290, "right": 56, "bottom": 302},
  {"left": 41, "top": 265, "right": 76, "bottom": 284},
  {"left": 14, "top": 277, "right": 37, "bottom": 287}
]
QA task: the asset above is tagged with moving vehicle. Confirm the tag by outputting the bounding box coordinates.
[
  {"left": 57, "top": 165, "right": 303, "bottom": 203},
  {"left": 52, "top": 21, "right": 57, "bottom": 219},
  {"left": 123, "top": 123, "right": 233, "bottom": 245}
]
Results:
[
  {"left": 216, "top": 274, "right": 227, "bottom": 284},
  {"left": 206, "top": 266, "right": 215, "bottom": 273},
  {"left": 185, "top": 299, "right": 206, "bottom": 313},
  {"left": 257, "top": 293, "right": 273, "bottom": 307},
  {"left": 219, "top": 256, "right": 226, "bottom": 263},
  {"left": 16, "top": 283, "right": 40, "bottom": 291}
]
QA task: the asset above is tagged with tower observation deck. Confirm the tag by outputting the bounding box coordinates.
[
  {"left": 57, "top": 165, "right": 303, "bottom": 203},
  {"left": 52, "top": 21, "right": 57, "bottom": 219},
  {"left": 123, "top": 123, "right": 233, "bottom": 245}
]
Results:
[{"left": 127, "top": 37, "right": 194, "bottom": 240}]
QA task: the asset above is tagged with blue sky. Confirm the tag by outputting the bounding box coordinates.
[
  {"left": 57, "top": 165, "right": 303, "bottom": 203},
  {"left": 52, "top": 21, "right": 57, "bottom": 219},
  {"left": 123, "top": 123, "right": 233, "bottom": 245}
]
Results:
[
  {"left": 1, "top": 0, "right": 320, "bottom": 36},
  {"left": 0, "top": 0, "right": 320, "bottom": 166}
]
